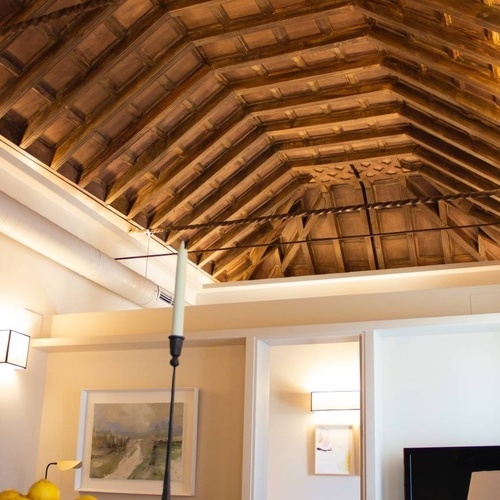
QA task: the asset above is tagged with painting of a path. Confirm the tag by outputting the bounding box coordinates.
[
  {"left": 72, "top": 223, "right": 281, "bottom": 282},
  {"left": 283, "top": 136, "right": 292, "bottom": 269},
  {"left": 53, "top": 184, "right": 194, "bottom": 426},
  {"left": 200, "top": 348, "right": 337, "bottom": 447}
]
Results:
[{"left": 89, "top": 401, "right": 184, "bottom": 481}]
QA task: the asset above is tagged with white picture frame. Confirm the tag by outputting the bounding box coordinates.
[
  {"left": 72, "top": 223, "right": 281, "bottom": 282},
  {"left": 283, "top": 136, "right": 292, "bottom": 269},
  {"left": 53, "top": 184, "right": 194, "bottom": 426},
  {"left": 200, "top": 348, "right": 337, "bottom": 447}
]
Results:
[
  {"left": 314, "top": 425, "right": 354, "bottom": 475},
  {"left": 75, "top": 387, "right": 198, "bottom": 496}
]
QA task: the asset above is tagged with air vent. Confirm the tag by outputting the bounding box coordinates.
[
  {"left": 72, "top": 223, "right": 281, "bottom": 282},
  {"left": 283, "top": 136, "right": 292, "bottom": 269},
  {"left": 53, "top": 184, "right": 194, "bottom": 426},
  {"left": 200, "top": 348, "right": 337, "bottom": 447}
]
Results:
[{"left": 158, "top": 287, "right": 174, "bottom": 305}]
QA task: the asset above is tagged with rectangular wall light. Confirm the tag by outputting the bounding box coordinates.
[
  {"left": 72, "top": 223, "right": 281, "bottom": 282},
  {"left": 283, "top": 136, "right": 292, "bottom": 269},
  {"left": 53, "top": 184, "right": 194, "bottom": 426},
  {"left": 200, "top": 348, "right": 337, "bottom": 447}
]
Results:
[
  {"left": 0, "top": 329, "right": 30, "bottom": 369},
  {"left": 311, "top": 390, "right": 360, "bottom": 412}
]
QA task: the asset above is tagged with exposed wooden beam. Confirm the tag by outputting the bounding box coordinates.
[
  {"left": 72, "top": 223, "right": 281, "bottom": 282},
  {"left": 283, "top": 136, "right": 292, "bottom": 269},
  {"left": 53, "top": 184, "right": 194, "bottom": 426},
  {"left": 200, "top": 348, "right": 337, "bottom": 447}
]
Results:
[
  {"left": 159, "top": 151, "right": 293, "bottom": 239},
  {"left": 404, "top": 0, "right": 500, "bottom": 32},
  {"left": 357, "top": 0, "right": 500, "bottom": 66},
  {"left": 398, "top": 90, "right": 500, "bottom": 158},
  {"left": 410, "top": 129, "right": 499, "bottom": 187},
  {"left": 51, "top": 39, "right": 197, "bottom": 170},
  {"left": 138, "top": 126, "right": 268, "bottom": 223},
  {"left": 369, "top": 26, "right": 500, "bottom": 98},
  {"left": 419, "top": 157, "right": 500, "bottom": 217},
  {"left": 188, "top": 2, "right": 356, "bottom": 46},
  {"left": 190, "top": 180, "right": 305, "bottom": 264},
  {"left": 79, "top": 37, "right": 378, "bottom": 188},
  {"left": 20, "top": 3, "right": 174, "bottom": 148},
  {"left": 198, "top": 183, "right": 305, "bottom": 272},
  {"left": 384, "top": 61, "right": 500, "bottom": 125},
  {"left": 0, "top": 1, "right": 121, "bottom": 118},
  {"left": 78, "top": 66, "right": 216, "bottom": 187}
]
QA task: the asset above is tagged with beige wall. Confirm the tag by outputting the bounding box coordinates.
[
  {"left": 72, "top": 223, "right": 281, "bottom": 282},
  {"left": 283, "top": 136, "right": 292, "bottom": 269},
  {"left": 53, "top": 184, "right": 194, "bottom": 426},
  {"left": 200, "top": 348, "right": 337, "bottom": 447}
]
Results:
[{"left": 36, "top": 344, "right": 245, "bottom": 500}]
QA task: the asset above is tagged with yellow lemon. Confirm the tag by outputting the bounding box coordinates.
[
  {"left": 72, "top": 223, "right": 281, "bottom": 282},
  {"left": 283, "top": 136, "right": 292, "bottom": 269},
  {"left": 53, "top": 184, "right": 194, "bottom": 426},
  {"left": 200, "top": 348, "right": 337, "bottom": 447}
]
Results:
[
  {"left": 26, "top": 480, "right": 60, "bottom": 500},
  {"left": 75, "top": 496, "right": 98, "bottom": 500},
  {"left": 0, "top": 490, "right": 25, "bottom": 500}
]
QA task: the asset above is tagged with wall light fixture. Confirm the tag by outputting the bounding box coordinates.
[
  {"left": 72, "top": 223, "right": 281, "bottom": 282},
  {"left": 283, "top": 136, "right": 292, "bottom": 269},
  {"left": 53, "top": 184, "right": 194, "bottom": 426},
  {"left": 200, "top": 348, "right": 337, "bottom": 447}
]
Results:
[
  {"left": 311, "top": 390, "right": 360, "bottom": 412},
  {"left": 0, "top": 329, "right": 30, "bottom": 369}
]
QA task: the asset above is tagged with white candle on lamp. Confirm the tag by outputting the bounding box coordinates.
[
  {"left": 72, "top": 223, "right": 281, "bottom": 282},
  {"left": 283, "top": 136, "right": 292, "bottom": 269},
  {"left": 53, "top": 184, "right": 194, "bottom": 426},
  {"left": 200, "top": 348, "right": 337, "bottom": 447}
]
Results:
[{"left": 171, "top": 240, "right": 188, "bottom": 337}]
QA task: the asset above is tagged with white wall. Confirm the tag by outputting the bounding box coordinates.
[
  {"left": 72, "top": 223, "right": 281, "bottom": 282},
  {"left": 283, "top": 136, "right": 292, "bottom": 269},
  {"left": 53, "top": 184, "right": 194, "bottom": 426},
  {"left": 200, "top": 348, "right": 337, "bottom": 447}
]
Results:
[
  {"left": 4, "top": 135, "right": 500, "bottom": 500},
  {"left": 376, "top": 327, "right": 500, "bottom": 500},
  {"left": 0, "top": 350, "right": 47, "bottom": 491},
  {"left": 267, "top": 341, "right": 361, "bottom": 500},
  {"left": 0, "top": 233, "right": 138, "bottom": 323},
  {"left": 0, "top": 233, "right": 140, "bottom": 494}
]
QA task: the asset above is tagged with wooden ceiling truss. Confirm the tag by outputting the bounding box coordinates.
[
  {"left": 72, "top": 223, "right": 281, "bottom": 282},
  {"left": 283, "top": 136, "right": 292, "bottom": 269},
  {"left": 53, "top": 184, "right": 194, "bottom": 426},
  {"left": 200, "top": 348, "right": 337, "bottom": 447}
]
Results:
[{"left": 0, "top": 0, "right": 499, "bottom": 282}]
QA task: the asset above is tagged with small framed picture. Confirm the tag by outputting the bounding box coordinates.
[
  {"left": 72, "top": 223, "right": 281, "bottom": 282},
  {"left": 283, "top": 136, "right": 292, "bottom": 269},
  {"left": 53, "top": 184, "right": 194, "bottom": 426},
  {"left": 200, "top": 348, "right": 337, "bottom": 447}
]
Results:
[{"left": 314, "top": 425, "right": 354, "bottom": 475}]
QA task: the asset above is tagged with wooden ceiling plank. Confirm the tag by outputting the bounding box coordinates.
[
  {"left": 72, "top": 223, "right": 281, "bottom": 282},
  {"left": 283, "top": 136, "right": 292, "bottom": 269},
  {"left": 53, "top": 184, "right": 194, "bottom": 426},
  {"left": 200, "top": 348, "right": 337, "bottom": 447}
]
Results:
[
  {"left": 51, "top": 39, "right": 195, "bottom": 170},
  {"left": 325, "top": 212, "right": 347, "bottom": 272},
  {"left": 232, "top": 57, "right": 383, "bottom": 94},
  {"left": 78, "top": 66, "right": 216, "bottom": 187},
  {"left": 287, "top": 144, "right": 415, "bottom": 168},
  {"left": 357, "top": 180, "right": 384, "bottom": 270},
  {"left": 386, "top": 61, "right": 500, "bottom": 126},
  {"left": 0, "top": 1, "right": 121, "bottom": 119},
  {"left": 231, "top": 245, "right": 272, "bottom": 282},
  {"left": 369, "top": 27, "right": 500, "bottom": 98},
  {"left": 130, "top": 123, "right": 264, "bottom": 219},
  {"left": 403, "top": 178, "right": 447, "bottom": 265},
  {"left": 437, "top": 200, "right": 454, "bottom": 263},
  {"left": 165, "top": 0, "right": 354, "bottom": 16},
  {"left": 211, "top": 194, "right": 303, "bottom": 279},
  {"left": 281, "top": 192, "right": 324, "bottom": 272},
  {"left": 272, "top": 125, "right": 409, "bottom": 151},
  {"left": 399, "top": 92, "right": 500, "bottom": 159},
  {"left": 263, "top": 109, "right": 403, "bottom": 136},
  {"left": 188, "top": 2, "right": 355, "bottom": 46},
  {"left": 397, "top": 178, "right": 421, "bottom": 267},
  {"left": 158, "top": 149, "right": 289, "bottom": 238},
  {"left": 403, "top": 207, "right": 420, "bottom": 267},
  {"left": 210, "top": 28, "right": 371, "bottom": 70},
  {"left": 184, "top": 179, "right": 305, "bottom": 263},
  {"left": 325, "top": 189, "right": 347, "bottom": 272},
  {"left": 418, "top": 156, "right": 500, "bottom": 217},
  {"left": 357, "top": 0, "right": 500, "bottom": 66},
  {"left": 21, "top": 3, "right": 174, "bottom": 149},
  {"left": 279, "top": 127, "right": 410, "bottom": 151},
  {"left": 105, "top": 97, "right": 248, "bottom": 205},
  {"left": 253, "top": 193, "right": 308, "bottom": 278},
  {"left": 479, "top": 235, "right": 500, "bottom": 261},
  {"left": 279, "top": 216, "right": 317, "bottom": 275},
  {"left": 215, "top": 224, "right": 284, "bottom": 281},
  {"left": 416, "top": 197, "right": 484, "bottom": 261},
  {"left": 0, "top": 0, "right": 60, "bottom": 52},
  {"left": 248, "top": 84, "right": 396, "bottom": 115},
  {"left": 405, "top": 0, "right": 500, "bottom": 32},
  {"left": 410, "top": 128, "right": 500, "bottom": 186}
]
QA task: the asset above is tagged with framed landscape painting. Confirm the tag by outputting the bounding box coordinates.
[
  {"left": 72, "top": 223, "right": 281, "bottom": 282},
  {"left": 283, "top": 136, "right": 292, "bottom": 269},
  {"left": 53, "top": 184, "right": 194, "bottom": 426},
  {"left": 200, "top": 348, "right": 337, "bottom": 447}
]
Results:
[{"left": 75, "top": 387, "right": 198, "bottom": 496}]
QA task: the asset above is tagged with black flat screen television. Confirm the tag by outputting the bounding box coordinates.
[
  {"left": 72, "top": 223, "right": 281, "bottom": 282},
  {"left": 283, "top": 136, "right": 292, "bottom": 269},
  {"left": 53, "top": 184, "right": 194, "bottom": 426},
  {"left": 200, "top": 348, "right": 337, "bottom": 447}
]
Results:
[{"left": 404, "top": 445, "right": 500, "bottom": 500}]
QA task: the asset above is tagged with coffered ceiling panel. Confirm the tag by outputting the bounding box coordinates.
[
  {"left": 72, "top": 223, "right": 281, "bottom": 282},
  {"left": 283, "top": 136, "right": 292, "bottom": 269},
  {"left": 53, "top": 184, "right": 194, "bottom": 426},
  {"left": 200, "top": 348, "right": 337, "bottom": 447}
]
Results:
[{"left": 0, "top": 0, "right": 499, "bottom": 282}]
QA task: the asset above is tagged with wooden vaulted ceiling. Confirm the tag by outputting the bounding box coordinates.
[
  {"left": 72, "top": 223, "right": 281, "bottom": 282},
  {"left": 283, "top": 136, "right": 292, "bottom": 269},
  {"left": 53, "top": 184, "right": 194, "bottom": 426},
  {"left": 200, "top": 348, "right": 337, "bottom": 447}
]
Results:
[{"left": 0, "top": 0, "right": 499, "bottom": 283}]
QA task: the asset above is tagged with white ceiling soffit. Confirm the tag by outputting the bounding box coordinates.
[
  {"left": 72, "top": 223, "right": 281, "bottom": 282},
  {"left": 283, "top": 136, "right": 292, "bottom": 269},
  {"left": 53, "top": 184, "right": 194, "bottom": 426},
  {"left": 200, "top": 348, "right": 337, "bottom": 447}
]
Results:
[{"left": 0, "top": 138, "right": 210, "bottom": 306}]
